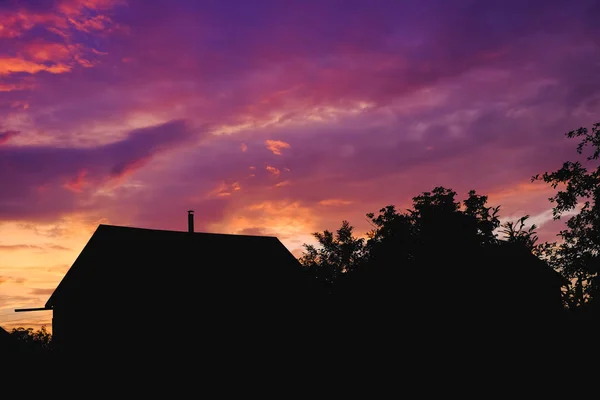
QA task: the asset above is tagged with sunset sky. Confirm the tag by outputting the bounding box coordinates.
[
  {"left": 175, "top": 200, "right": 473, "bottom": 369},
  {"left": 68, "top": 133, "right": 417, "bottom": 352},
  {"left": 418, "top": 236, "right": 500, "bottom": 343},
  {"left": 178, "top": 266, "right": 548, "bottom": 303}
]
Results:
[{"left": 1, "top": 0, "right": 599, "bottom": 330}]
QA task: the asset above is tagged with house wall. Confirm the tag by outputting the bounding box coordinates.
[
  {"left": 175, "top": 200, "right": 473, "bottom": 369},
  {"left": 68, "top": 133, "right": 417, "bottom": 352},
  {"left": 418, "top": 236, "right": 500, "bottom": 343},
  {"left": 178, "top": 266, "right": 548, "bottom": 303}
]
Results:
[{"left": 52, "top": 301, "right": 88, "bottom": 357}]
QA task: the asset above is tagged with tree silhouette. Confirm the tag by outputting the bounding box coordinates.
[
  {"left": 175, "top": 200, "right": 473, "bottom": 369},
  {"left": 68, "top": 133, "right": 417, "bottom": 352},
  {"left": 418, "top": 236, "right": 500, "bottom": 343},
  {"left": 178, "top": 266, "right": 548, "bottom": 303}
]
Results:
[
  {"left": 300, "top": 184, "right": 570, "bottom": 322},
  {"left": 365, "top": 205, "right": 415, "bottom": 263},
  {"left": 10, "top": 326, "right": 52, "bottom": 350},
  {"left": 8, "top": 326, "right": 53, "bottom": 361},
  {"left": 363, "top": 188, "right": 501, "bottom": 265},
  {"left": 299, "top": 220, "right": 365, "bottom": 287},
  {"left": 500, "top": 215, "right": 539, "bottom": 250},
  {"left": 463, "top": 190, "right": 501, "bottom": 245},
  {"left": 533, "top": 122, "right": 600, "bottom": 311}
]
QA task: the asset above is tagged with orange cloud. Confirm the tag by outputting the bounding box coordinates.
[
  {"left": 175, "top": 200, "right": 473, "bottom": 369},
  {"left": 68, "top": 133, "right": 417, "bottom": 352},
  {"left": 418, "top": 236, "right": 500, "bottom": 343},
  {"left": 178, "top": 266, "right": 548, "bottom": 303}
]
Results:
[
  {"left": 22, "top": 42, "right": 72, "bottom": 62},
  {"left": 207, "top": 181, "right": 242, "bottom": 198},
  {"left": 486, "top": 181, "right": 552, "bottom": 204},
  {"left": 0, "top": 57, "right": 71, "bottom": 75},
  {"left": 210, "top": 200, "right": 319, "bottom": 250},
  {"left": 29, "top": 288, "right": 55, "bottom": 295},
  {"left": 318, "top": 199, "right": 354, "bottom": 206},
  {"left": 0, "top": 276, "right": 26, "bottom": 285},
  {"left": 275, "top": 180, "right": 291, "bottom": 187},
  {"left": 265, "top": 165, "right": 280, "bottom": 175},
  {"left": 15, "top": 41, "right": 99, "bottom": 72},
  {"left": 265, "top": 139, "right": 291, "bottom": 155}
]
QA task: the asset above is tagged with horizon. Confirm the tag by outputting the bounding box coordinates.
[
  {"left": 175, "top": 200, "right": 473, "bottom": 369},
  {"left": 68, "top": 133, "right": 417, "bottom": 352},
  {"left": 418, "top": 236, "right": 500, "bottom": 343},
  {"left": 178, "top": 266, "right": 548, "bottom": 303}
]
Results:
[{"left": 1, "top": 0, "right": 599, "bottom": 331}]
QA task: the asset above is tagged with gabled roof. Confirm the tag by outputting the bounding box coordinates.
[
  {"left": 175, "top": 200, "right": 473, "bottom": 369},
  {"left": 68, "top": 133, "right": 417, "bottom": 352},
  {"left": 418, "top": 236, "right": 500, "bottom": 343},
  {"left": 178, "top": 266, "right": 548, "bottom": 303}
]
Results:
[
  {"left": 491, "top": 241, "right": 571, "bottom": 287},
  {"left": 0, "top": 326, "right": 15, "bottom": 349},
  {"left": 0, "top": 326, "right": 10, "bottom": 338},
  {"left": 46, "top": 224, "right": 320, "bottom": 308}
]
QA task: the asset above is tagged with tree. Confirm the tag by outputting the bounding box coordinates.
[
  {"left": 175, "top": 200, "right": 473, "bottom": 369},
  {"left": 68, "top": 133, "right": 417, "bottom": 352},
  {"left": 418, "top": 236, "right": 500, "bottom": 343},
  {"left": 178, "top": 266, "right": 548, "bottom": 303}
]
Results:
[
  {"left": 533, "top": 122, "right": 600, "bottom": 309},
  {"left": 299, "top": 220, "right": 365, "bottom": 286},
  {"left": 463, "top": 190, "right": 501, "bottom": 245},
  {"left": 365, "top": 205, "right": 415, "bottom": 263},
  {"left": 363, "top": 187, "right": 502, "bottom": 272},
  {"left": 500, "top": 215, "right": 539, "bottom": 251},
  {"left": 408, "top": 187, "right": 503, "bottom": 252},
  {"left": 10, "top": 326, "right": 52, "bottom": 353}
]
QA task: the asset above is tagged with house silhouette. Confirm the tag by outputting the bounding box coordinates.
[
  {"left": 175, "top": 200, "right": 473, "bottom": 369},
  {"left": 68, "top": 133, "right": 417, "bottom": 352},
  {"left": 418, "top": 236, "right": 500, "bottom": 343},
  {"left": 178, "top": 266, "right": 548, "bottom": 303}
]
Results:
[
  {"left": 36, "top": 212, "right": 327, "bottom": 362},
  {"left": 0, "top": 326, "right": 14, "bottom": 352}
]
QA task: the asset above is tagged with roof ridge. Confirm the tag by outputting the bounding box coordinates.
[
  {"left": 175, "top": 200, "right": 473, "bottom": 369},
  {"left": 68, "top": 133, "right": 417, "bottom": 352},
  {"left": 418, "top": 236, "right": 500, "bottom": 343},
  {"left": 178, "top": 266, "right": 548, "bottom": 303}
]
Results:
[{"left": 97, "top": 224, "right": 278, "bottom": 238}]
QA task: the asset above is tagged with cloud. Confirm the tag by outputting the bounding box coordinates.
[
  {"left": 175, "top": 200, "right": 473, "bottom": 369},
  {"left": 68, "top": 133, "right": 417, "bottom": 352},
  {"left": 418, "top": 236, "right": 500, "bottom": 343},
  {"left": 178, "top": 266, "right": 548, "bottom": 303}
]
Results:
[
  {"left": 0, "top": 130, "right": 19, "bottom": 145},
  {"left": 0, "top": 0, "right": 126, "bottom": 99},
  {"left": 0, "top": 244, "right": 44, "bottom": 251},
  {"left": 0, "top": 0, "right": 125, "bottom": 38},
  {"left": 0, "top": 276, "right": 26, "bottom": 286},
  {"left": 46, "top": 244, "right": 71, "bottom": 251},
  {"left": 0, "top": 57, "right": 72, "bottom": 75},
  {"left": 319, "top": 199, "right": 354, "bottom": 207},
  {"left": 0, "top": 243, "right": 70, "bottom": 252},
  {"left": 265, "top": 140, "right": 291, "bottom": 155},
  {"left": 0, "top": 294, "right": 33, "bottom": 307},
  {"left": 265, "top": 165, "right": 281, "bottom": 176},
  {"left": 0, "top": 120, "right": 197, "bottom": 220},
  {"left": 29, "top": 288, "right": 55, "bottom": 296}
]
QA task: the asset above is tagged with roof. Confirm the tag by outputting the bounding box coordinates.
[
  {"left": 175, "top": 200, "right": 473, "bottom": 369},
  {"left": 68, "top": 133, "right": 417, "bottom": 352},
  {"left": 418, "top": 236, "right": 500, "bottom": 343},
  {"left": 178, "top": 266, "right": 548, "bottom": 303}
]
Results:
[
  {"left": 46, "top": 224, "right": 322, "bottom": 308},
  {"left": 0, "top": 326, "right": 10, "bottom": 338},
  {"left": 0, "top": 326, "right": 15, "bottom": 349},
  {"left": 492, "top": 241, "right": 571, "bottom": 287}
]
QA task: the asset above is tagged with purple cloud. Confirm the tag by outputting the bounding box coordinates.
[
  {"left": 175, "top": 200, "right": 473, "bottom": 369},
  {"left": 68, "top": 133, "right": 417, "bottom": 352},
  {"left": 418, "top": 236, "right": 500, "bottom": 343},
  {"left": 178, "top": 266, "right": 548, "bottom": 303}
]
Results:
[{"left": 0, "top": 120, "right": 196, "bottom": 220}]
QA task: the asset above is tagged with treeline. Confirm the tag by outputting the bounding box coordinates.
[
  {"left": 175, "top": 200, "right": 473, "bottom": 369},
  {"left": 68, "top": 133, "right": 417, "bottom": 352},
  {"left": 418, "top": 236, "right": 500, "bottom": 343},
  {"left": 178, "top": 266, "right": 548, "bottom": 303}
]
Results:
[
  {"left": 3, "top": 326, "right": 53, "bottom": 361},
  {"left": 299, "top": 122, "right": 600, "bottom": 316}
]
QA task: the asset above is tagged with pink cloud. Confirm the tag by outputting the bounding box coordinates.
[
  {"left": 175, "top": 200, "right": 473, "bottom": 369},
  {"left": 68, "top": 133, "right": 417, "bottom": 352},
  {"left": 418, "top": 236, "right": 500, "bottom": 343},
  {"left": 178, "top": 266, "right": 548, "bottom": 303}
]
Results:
[
  {"left": 265, "top": 139, "right": 291, "bottom": 155},
  {"left": 0, "top": 130, "right": 19, "bottom": 145},
  {"left": 265, "top": 165, "right": 281, "bottom": 176},
  {"left": 63, "top": 169, "right": 89, "bottom": 193}
]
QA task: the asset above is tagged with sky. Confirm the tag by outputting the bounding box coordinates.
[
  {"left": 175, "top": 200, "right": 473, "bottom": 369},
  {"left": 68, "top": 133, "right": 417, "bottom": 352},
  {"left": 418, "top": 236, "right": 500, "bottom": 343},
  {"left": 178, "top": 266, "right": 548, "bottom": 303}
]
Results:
[{"left": 1, "top": 0, "right": 599, "bottom": 331}]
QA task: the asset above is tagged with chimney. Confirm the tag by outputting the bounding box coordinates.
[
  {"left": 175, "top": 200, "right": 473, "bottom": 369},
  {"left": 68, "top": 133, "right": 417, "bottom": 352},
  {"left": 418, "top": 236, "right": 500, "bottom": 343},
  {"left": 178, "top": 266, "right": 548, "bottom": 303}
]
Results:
[{"left": 187, "top": 210, "right": 194, "bottom": 233}]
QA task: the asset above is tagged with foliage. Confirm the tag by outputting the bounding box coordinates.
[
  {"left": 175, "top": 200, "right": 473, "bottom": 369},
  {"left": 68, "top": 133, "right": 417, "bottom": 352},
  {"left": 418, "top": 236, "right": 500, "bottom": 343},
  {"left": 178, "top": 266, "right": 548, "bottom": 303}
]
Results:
[
  {"left": 463, "top": 190, "right": 501, "bottom": 244},
  {"left": 298, "top": 220, "right": 365, "bottom": 286},
  {"left": 10, "top": 326, "right": 53, "bottom": 352},
  {"left": 300, "top": 186, "right": 521, "bottom": 284},
  {"left": 532, "top": 122, "right": 600, "bottom": 308},
  {"left": 500, "top": 215, "right": 539, "bottom": 251}
]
